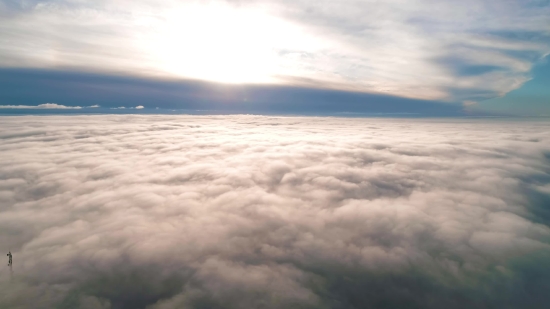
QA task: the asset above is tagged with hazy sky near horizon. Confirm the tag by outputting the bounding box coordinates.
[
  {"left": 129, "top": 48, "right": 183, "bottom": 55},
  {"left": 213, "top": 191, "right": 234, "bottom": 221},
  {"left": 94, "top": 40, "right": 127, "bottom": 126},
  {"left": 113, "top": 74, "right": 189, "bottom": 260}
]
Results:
[{"left": 1, "top": 0, "right": 550, "bottom": 113}]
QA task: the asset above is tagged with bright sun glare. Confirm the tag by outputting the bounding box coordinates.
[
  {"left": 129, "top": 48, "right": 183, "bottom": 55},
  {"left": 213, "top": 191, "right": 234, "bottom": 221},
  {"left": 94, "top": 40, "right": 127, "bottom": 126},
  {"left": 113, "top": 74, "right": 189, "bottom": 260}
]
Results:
[{"left": 141, "top": 3, "right": 324, "bottom": 84}]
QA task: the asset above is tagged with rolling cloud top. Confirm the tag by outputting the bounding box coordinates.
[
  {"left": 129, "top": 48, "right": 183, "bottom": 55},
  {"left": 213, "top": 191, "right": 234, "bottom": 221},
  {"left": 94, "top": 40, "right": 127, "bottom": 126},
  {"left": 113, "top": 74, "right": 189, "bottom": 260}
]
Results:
[{"left": 1, "top": 115, "right": 550, "bottom": 308}]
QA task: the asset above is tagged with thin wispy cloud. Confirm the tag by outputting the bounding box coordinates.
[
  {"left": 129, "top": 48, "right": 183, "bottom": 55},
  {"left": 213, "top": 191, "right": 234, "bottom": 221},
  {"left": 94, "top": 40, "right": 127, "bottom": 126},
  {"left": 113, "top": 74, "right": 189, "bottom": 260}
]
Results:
[
  {"left": 0, "top": 0, "right": 548, "bottom": 103},
  {"left": 0, "top": 103, "right": 82, "bottom": 109},
  {"left": 0, "top": 103, "right": 103, "bottom": 109},
  {"left": 1, "top": 115, "right": 549, "bottom": 308}
]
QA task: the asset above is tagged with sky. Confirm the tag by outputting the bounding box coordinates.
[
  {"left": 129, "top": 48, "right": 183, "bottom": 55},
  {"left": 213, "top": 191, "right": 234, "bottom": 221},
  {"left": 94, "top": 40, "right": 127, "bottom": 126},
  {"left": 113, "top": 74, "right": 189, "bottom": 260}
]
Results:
[
  {"left": 477, "top": 55, "right": 550, "bottom": 116},
  {"left": 1, "top": 0, "right": 549, "bottom": 115}
]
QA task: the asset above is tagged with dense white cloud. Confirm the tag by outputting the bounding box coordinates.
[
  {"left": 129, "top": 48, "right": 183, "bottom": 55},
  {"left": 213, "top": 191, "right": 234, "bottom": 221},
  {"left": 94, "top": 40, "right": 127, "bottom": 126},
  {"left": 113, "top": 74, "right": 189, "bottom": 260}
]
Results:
[
  {"left": 1, "top": 115, "right": 550, "bottom": 308},
  {"left": 0, "top": 0, "right": 549, "bottom": 102}
]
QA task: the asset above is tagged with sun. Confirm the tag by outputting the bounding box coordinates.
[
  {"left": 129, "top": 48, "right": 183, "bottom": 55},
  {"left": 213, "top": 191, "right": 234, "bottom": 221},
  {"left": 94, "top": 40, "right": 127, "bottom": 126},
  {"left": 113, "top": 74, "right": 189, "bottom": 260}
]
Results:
[{"left": 141, "top": 3, "right": 301, "bottom": 84}]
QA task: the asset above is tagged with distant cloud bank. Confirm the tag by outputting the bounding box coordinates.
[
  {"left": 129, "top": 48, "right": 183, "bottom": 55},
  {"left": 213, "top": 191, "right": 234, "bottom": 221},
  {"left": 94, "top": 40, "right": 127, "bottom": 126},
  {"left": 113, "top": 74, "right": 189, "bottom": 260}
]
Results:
[
  {"left": 0, "top": 103, "right": 101, "bottom": 109},
  {"left": 1, "top": 115, "right": 550, "bottom": 308},
  {"left": 0, "top": 103, "right": 82, "bottom": 109}
]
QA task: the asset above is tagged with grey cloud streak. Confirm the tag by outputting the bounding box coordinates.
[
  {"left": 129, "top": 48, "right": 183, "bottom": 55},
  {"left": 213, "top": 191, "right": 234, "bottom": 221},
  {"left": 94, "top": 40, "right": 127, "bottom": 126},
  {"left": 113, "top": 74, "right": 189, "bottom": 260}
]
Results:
[{"left": 1, "top": 115, "right": 550, "bottom": 309}]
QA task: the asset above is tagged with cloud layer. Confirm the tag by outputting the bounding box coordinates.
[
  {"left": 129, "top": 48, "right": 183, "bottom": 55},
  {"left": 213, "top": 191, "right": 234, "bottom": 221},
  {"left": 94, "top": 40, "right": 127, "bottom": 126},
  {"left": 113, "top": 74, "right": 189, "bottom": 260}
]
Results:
[
  {"left": 1, "top": 115, "right": 550, "bottom": 308},
  {"left": 0, "top": 0, "right": 549, "bottom": 103},
  {"left": 0, "top": 103, "right": 83, "bottom": 109}
]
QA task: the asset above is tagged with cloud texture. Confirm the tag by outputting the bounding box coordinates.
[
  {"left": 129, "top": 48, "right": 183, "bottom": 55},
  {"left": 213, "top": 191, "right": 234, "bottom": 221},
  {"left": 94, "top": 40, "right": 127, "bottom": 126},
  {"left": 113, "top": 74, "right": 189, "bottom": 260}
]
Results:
[
  {"left": 0, "top": 103, "right": 83, "bottom": 109},
  {"left": 1, "top": 115, "right": 550, "bottom": 308},
  {"left": 1, "top": 0, "right": 549, "bottom": 102}
]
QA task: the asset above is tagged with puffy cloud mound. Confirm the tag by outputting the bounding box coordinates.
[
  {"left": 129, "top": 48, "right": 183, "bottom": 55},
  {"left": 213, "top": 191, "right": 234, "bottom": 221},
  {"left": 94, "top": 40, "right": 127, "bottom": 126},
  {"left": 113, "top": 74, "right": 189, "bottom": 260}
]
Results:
[{"left": 1, "top": 115, "right": 550, "bottom": 309}]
